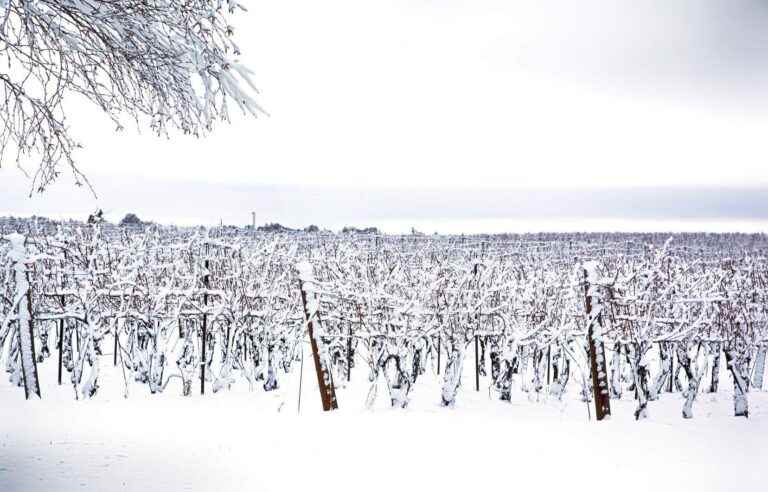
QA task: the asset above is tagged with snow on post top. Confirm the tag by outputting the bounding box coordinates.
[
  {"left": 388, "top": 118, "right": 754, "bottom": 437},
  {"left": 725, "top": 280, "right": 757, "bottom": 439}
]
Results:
[
  {"left": 4, "top": 233, "right": 26, "bottom": 261},
  {"left": 583, "top": 260, "right": 600, "bottom": 283},
  {"left": 297, "top": 261, "right": 321, "bottom": 324},
  {"left": 297, "top": 262, "right": 318, "bottom": 297},
  {"left": 296, "top": 261, "right": 314, "bottom": 284}
]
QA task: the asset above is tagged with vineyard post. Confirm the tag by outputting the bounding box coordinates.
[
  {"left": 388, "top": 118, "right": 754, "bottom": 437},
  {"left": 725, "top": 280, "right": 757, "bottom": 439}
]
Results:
[
  {"left": 75, "top": 321, "right": 80, "bottom": 361},
  {"left": 547, "top": 346, "right": 551, "bottom": 385},
  {"left": 113, "top": 322, "right": 119, "bottom": 367},
  {"left": 243, "top": 332, "right": 247, "bottom": 363},
  {"left": 201, "top": 258, "right": 210, "bottom": 395},
  {"left": 347, "top": 325, "right": 352, "bottom": 382},
  {"left": 297, "top": 339, "right": 304, "bottom": 414},
  {"left": 667, "top": 342, "right": 675, "bottom": 393},
  {"left": 225, "top": 323, "right": 231, "bottom": 360},
  {"left": 57, "top": 295, "right": 64, "bottom": 385},
  {"left": 474, "top": 334, "right": 480, "bottom": 391},
  {"left": 8, "top": 234, "right": 41, "bottom": 399},
  {"left": 583, "top": 265, "right": 610, "bottom": 421},
  {"left": 24, "top": 282, "right": 41, "bottom": 397},
  {"left": 298, "top": 263, "right": 338, "bottom": 411},
  {"left": 633, "top": 349, "right": 639, "bottom": 400},
  {"left": 473, "top": 262, "right": 480, "bottom": 391},
  {"left": 754, "top": 343, "right": 766, "bottom": 390},
  {"left": 710, "top": 342, "right": 721, "bottom": 393},
  {"left": 57, "top": 319, "right": 64, "bottom": 385}
]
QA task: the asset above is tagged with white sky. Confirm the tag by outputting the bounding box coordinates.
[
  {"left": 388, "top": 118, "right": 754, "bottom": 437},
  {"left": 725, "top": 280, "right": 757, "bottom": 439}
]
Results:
[{"left": 3, "top": 0, "right": 768, "bottom": 228}]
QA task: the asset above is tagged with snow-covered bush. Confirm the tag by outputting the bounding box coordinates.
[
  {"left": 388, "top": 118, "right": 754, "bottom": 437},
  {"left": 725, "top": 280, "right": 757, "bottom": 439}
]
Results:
[{"left": 1, "top": 224, "right": 766, "bottom": 420}]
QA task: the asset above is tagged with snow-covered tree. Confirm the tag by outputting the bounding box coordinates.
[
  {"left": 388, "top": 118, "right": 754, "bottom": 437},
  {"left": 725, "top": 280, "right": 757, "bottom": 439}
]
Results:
[{"left": 0, "top": 0, "right": 265, "bottom": 192}]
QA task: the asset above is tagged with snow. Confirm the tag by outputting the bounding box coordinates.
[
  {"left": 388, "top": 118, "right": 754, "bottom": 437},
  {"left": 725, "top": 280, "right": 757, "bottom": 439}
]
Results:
[
  {"left": 1, "top": 342, "right": 766, "bottom": 492},
  {"left": 755, "top": 347, "right": 767, "bottom": 390},
  {"left": 4, "top": 233, "right": 40, "bottom": 399},
  {"left": 297, "top": 260, "right": 318, "bottom": 315},
  {"left": 583, "top": 260, "right": 600, "bottom": 284},
  {"left": 2, "top": 229, "right": 767, "bottom": 490},
  {"left": 3, "top": 405, "right": 764, "bottom": 492}
]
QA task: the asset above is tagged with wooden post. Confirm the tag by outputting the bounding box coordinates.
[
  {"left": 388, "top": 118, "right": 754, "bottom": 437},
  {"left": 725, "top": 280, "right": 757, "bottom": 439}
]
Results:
[
  {"left": 474, "top": 334, "right": 480, "bottom": 391},
  {"left": 547, "top": 346, "right": 551, "bottom": 385},
  {"left": 225, "top": 324, "right": 231, "bottom": 360},
  {"left": 298, "top": 263, "right": 338, "bottom": 411},
  {"left": 724, "top": 348, "right": 749, "bottom": 418},
  {"left": 201, "top": 259, "right": 210, "bottom": 395},
  {"left": 753, "top": 344, "right": 766, "bottom": 390},
  {"left": 243, "top": 332, "right": 248, "bottom": 363},
  {"left": 75, "top": 322, "right": 80, "bottom": 364},
  {"left": 57, "top": 319, "right": 64, "bottom": 385},
  {"left": 297, "top": 340, "right": 305, "bottom": 414},
  {"left": 113, "top": 324, "right": 119, "bottom": 367},
  {"left": 473, "top": 263, "right": 479, "bottom": 391},
  {"left": 584, "top": 265, "right": 610, "bottom": 421},
  {"left": 346, "top": 325, "right": 352, "bottom": 382},
  {"left": 8, "top": 234, "right": 41, "bottom": 400},
  {"left": 20, "top": 285, "right": 41, "bottom": 399},
  {"left": 58, "top": 294, "right": 65, "bottom": 385},
  {"left": 668, "top": 342, "right": 676, "bottom": 393}
]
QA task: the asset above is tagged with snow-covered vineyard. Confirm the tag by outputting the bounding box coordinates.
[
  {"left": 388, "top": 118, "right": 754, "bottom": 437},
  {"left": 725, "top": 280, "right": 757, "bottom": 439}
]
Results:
[{"left": 1, "top": 223, "right": 767, "bottom": 421}]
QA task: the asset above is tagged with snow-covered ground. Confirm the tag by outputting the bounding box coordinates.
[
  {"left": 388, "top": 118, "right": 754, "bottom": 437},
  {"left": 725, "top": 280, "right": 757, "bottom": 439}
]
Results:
[{"left": 1, "top": 345, "right": 766, "bottom": 492}]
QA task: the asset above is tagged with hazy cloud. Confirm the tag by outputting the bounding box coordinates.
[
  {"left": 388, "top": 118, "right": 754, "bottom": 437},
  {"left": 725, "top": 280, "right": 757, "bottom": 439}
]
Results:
[
  {"left": 2, "top": 171, "right": 767, "bottom": 232},
  {"left": 3, "top": 1, "right": 768, "bottom": 225}
]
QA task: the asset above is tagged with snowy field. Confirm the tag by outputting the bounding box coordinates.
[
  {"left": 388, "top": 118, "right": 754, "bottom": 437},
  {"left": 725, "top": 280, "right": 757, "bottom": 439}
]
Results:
[
  {"left": 1, "top": 346, "right": 766, "bottom": 492},
  {"left": 2, "top": 229, "right": 767, "bottom": 491},
  {"left": 4, "top": 0, "right": 768, "bottom": 488}
]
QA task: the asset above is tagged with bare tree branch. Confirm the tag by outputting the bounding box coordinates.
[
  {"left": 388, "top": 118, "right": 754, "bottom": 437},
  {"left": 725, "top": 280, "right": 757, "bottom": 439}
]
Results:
[{"left": 0, "top": 0, "right": 265, "bottom": 194}]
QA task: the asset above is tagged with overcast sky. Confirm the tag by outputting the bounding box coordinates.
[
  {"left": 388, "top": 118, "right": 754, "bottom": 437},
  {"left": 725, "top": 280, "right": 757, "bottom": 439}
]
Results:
[{"left": 3, "top": 0, "right": 768, "bottom": 231}]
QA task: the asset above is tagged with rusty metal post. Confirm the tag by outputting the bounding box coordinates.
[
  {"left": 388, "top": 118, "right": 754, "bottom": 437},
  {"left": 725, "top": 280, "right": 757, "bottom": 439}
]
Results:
[
  {"left": 298, "top": 271, "right": 338, "bottom": 411},
  {"left": 584, "top": 267, "right": 611, "bottom": 421}
]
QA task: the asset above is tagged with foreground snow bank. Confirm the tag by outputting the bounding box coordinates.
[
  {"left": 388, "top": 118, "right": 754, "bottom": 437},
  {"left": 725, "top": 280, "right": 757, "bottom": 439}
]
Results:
[
  {"left": 1, "top": 392, "right": 766, "bottom": 492},
  {"left": 1, "top": 342, "right": 766, "bottom": 492}
]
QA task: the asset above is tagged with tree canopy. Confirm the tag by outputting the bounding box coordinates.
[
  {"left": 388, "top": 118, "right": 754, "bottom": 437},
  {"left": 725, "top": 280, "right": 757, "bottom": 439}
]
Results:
[{"left": 0, "top": 0, "right": 265, "bottom": 193}]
